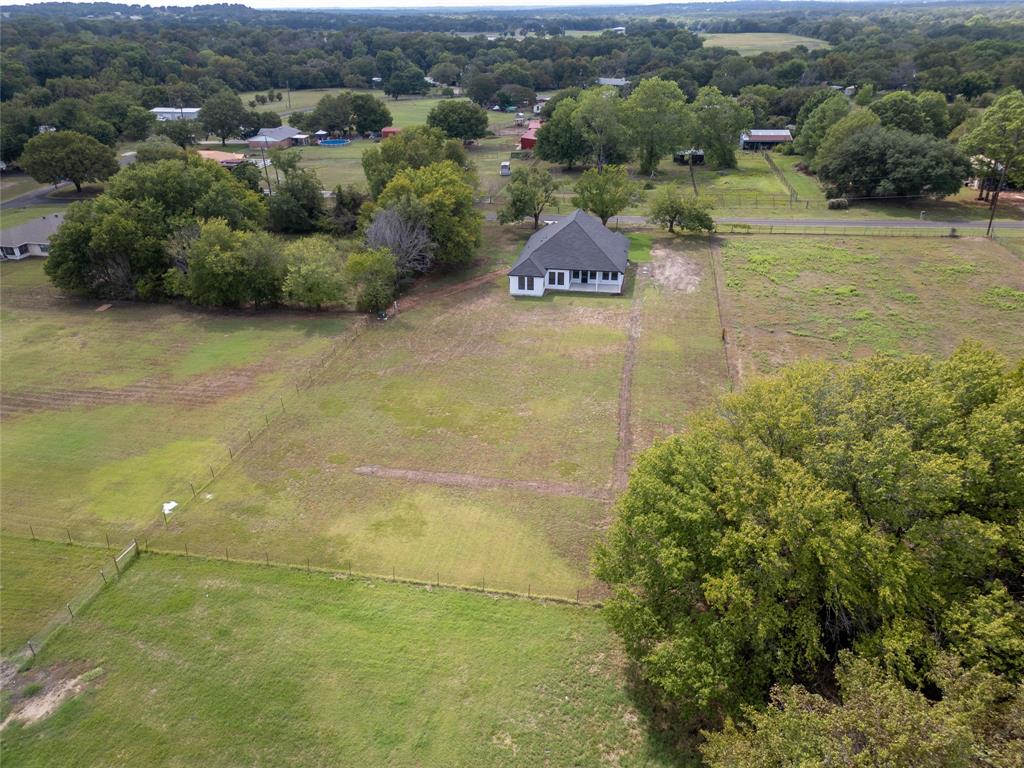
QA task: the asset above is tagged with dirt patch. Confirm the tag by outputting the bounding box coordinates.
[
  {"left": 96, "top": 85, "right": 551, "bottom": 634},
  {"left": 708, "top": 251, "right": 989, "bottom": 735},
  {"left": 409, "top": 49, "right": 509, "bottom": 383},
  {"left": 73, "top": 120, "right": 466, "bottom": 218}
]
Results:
[
  {"left": 395, "top": 268, "right": 506, "bottom": 313},
  {"left": 354, "top": 465, "right": 612, "bottom": 502},
  {"left": 650, "top": 245, "right": 703, "bottom": 293},
  {"left": 0, "top": 663, "right": 94, "bottom": 731}
]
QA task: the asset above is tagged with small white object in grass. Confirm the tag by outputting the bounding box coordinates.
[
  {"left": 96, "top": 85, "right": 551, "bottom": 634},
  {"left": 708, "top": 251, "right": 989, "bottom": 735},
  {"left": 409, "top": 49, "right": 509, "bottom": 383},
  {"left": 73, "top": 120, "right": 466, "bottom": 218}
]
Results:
[{"left": 162, "top": 501, "right": 178, "bottom": 517}]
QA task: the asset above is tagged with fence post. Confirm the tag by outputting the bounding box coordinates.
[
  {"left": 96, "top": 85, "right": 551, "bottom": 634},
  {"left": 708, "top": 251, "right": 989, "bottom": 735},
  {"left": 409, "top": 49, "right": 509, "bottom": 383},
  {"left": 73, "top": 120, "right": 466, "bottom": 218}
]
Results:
[
  {"left": 30, "top": 525, "right": 35, "bottom": 541},
  {"left": 265, "top": 414, "right": 269, "bottom": 427},
  {"left": 248, "top": 430, "right": 253, "bottom": 445},
  {"left": 576, "top": 589, "right": 580, "bottom": 604},
  {"left": 100, "top": 569, "right": 107, "bottom": 584},
  {"left": 27, "top": 641, "right": 35, "bottom": 659},
  {"left": 105, "top": 533, "right": 110, "bottom": 550},
  {"left": 392, "top": 566, "right": 395, "bottom": 582},
  {"left": 113, "top": 555, "right": 120, "bottom": 575},
  {"left": 210, "top": 465, "right": 215, "bottom": 480},
  {"left": 229, "top": 446, "right": 234, "bottom": 460},
  {"left": 225, "top": 547, "right": 229, "bottom": 561},
  {"left": 66, "top": 603, "right": 74, "bottom": 619},
  {"left": 280, "top": 397, "right": 285, "bottom": 412},
  {"left": 307, "top": 558, "right": 310, "bottom": 574},
  {"left": 528, "top": 584, "right": 531, "bottom": 598},
  {"left": 348, "top": 560, "right": 352, "bottom": 576},
  {"left": 265, "top": 551, "right": 270, "bottom": 566},
  {"left": 66, "top": 528, "right": 72, "bottom": 544},
  {"left": 190, "top": 482, "right": 197, "bottom": 498}
]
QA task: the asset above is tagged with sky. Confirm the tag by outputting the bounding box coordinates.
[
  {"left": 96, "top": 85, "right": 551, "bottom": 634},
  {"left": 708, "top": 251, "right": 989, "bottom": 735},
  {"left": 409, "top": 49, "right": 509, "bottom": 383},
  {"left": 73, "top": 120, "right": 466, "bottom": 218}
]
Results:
[{"left": 3, "top": 0, "right": 753, "bottom": 7}]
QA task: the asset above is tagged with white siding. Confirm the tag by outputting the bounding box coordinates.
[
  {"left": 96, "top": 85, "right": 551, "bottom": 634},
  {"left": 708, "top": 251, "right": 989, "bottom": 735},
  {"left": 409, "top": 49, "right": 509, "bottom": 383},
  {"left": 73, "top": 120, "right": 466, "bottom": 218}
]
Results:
[{"left": 509, "top": 275, "right": 545, "bottom": 296}]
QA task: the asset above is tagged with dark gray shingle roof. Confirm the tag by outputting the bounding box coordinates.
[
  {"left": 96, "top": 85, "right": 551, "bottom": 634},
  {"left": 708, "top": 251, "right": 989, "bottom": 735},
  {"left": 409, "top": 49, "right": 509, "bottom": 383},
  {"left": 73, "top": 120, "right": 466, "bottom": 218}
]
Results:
[
  {"left": 0, "top": 213, "right": 64, "bottom": 248},
  {"left": 508, "top": 209, "right": 629, "bottom": 278}
]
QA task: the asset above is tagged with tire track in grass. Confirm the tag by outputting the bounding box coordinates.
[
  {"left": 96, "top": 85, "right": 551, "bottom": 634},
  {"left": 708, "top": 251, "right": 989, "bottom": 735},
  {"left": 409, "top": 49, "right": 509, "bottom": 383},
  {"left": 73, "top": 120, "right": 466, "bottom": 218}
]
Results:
[
  {"left": 353, "top": 465, "right": 613, "bottom": 503},
  {"left": 612, "top": 264, "right": 648, "bottom": 491}
]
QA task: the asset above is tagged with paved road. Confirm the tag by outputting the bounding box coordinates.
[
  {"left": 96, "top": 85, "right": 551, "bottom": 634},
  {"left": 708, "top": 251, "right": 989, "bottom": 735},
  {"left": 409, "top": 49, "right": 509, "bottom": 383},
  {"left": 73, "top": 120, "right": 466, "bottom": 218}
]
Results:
[
  {"left": 1, "top": 154, "right": 135, "bottom": 211},
  {"left": 485, "top": 211, "right": 1022, "bottom": 230}
]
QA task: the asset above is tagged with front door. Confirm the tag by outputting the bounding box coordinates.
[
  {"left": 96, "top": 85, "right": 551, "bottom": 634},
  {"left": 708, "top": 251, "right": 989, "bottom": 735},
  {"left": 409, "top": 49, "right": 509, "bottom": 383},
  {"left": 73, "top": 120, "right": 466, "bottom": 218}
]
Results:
[{"left": 581, "top": 270, "right": 589, "bottom": 284}]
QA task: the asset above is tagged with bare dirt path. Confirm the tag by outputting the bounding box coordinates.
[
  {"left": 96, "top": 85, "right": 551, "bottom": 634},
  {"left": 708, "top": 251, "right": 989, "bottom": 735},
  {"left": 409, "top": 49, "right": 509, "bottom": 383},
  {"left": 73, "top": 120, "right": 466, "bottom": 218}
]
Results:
[
  {"left": 394, "top": 268, "right": 505, "bottom": 313},
  {"left": 354, "top": 465, "right": 613, "bottom": 503},
  {"left": 612, "top": 264, "right": 649, "bottom": 491}
]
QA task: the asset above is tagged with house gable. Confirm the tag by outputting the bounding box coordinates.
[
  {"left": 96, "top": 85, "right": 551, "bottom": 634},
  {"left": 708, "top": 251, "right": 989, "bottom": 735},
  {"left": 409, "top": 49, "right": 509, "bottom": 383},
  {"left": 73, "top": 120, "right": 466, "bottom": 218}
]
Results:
[{"left": 508, "top": 210, "right": 628, "bottom": 279}]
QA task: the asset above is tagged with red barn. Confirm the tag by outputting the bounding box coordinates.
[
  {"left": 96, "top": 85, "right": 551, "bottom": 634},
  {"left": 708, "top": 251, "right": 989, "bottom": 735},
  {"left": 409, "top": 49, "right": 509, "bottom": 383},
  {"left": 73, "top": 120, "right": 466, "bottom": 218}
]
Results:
[
  {"left": 381, "top": 126, "right": 401, "bottom": 139},
  {"left": 520, "top": 120, "right": 542, "bottom": 151}
]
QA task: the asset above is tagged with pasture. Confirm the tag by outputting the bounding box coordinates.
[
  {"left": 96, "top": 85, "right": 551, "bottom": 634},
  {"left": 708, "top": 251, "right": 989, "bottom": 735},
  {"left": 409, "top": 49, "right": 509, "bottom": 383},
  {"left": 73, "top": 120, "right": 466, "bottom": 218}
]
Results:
[
  {"left": 717, "top": 235, "right": 1024, "bottom": 376},
  {"left": 0, "top": 537, "right": 111, "bottom": 655},
  {"left": 700, "top": 32, "right": 831, "bottom": 54},
  {"left": 0, "top": 260, "right": 350, "bottom": 545},
  {"left": 0, "top": 554, "right": 678, "bottom": 767}
]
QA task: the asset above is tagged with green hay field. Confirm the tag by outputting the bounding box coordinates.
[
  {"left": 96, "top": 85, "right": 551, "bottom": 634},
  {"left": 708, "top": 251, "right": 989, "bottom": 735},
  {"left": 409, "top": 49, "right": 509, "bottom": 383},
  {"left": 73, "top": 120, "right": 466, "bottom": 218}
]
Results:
[
  {"left": 0, "top": 554, "right": 679, "bottom": 767},
  {"left": 718, "top": 235, "right": 1024, "bottom": 375},
  {"left": 701, "top": 32, "right": 831, "bottom": 55}
]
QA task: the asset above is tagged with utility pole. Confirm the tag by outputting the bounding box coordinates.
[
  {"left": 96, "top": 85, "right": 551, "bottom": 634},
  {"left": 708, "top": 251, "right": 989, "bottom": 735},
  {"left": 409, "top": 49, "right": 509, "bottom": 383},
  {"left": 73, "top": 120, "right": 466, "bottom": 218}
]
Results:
[{"left": 986, "top": 161, "right": 1008, "bottom": 238}]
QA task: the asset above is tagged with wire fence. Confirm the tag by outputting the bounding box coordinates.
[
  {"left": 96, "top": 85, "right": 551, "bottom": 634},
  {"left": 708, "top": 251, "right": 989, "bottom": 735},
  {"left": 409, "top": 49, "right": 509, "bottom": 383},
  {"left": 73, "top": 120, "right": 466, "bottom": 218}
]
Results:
[
  {"left": 11, "top": 538, "right": 140, "bottom": 667},
  {"left": 716, "top": 223, "right": 1016, "bottom": 238},
  {"left": 762, "top": 152, "right": 799, "bottom": 203},
  {"left": 140, "top": 539, "right": 600, "bottom": 606}
]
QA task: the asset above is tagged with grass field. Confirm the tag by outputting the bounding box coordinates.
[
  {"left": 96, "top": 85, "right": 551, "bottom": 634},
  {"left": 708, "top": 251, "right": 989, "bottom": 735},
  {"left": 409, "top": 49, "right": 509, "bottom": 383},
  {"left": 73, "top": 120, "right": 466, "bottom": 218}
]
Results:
[
  {"left": 0, "top": 260, "right": 350, "bottom": 544},
  {"left": 717, "top": 235, "right": 1024, "bottom": 376},
  {"left": 0, "top": 553, "right": 679, "bottom": 767},
  {"left": 0, "top": 537, "right": 113, "bottom": 655},
  {"left": 0, "top": 174, "right": 48, "bottom": 205},
  {"left": 701, "top": 32, "right": 831, "bottom": 54}
]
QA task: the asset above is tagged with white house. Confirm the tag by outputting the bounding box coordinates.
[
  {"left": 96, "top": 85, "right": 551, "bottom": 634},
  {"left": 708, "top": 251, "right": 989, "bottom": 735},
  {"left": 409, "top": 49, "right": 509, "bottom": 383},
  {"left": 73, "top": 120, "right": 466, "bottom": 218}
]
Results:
[
  {"left": 508, "top": 210, "right": 628, "bottom": 297},
  {"left": 150, "top": 107, "right": 201, "bottom": 121},
  {"left": 0, "top": 213, "right": 64, "bottom": 260}
]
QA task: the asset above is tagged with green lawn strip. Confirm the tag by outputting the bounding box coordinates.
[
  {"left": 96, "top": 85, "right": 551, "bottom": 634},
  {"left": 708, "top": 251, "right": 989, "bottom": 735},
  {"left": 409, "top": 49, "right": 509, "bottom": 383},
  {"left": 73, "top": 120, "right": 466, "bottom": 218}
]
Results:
[
  {"left": 771, "top": 155, "right": 825, "bottom": 202},
  {"left": 718, "top": 235, "right": 1024, "bottom": 375},
  {"left": 0, "top": 554, "right": 679, "bottom": 766},
  {"left": 628, "top": 233, "right": 655, "bottom": 262},
  {"left": 0, "top": 536, "right": 113, "bottom": 655},
  {"left": 631, "top": 236, "right": 730, "bottom": 448}
]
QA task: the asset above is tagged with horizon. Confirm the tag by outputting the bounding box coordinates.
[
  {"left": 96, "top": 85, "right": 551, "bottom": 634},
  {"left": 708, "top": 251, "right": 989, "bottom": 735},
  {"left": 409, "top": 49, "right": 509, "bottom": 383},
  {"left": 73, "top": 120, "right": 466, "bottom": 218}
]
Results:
[{"left": 0, "top": 0, "right": 908, "bottom": 9}]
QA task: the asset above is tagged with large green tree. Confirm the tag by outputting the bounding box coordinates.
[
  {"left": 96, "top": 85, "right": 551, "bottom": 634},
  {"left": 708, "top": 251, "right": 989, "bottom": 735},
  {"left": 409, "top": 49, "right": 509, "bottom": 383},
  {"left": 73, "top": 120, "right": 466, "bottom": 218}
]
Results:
[
  {"left": 573, "top": 86, "right": 629, "bottom": 171},
  {"left": 646, "top": 185, "right": 714, "bottom": 233},
  {"left": 571, "top": 164, "right": 641, "bottom": 225},
  {"left": 426, "top": 100, "right": 489, "bottom": 142},
  {"left": 19, "top": 130, "right": 118, "bottom": 192},
  {"left": 818, "top": 124, "right": 971, "bottom": 199},
  {"left": 385, "top": 64, "right": 429, "bottom": 99},
  {"left": 199, "top": 90, "right": 248, "bottom": 145},
  {"left": 960, "top": 89, "right": 1024, "bottom": 226},
  {"left": 811, "top": 109, "right": 880, "bottom": 172},
  {"left": 377, "top": 160, "right": 480, "bottom": 270},
  {"left": 534, "top": 96, "right": 589, "bottom": 170},
  {"left": 596, "top": 345, "right": 1023, "bottom": 720},
  {"left": 792, "top": 94, "right": 850, "bottom": 160},
  {"left": 702, "top": 655, "right": 1024, "bottom": 768},
  {"left": 869, "top": 90, "right": 928, "bottom": 133},
  {"left": 361, "top": 125, "right": 469, "bottom": 198},
  {"left": 497, "top": 166, "right": 558, "bottom": 230},
  {"left": 691, "top": 87, "right": 752, "bottom": 169},
  {"left": 282, "top": 236, "right": 348, "bottom": 310},
  {"left": 624, "top": 77, "right": 691, "bottom": 176}
]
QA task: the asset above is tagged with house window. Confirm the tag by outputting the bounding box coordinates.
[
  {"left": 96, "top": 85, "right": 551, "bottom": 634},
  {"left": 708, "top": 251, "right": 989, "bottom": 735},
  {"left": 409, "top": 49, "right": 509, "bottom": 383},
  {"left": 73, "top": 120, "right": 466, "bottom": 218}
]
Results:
[
  {"left": 572, "top": 270, "right": 580, "bottom": 280},
  {"left": 18, "top": 245, "right": 29, "bottom": 255},
  {"left": 589, "top": 271, "right": 597, "bottom": 280},
  {"left": 1, "top": 247, "right": 15, "bottom": 257},
  {"left": 517, "top": 276, "right": 526, "bottom": 290},
  {"left": 602, "top": 271, "right": 610, "bottom": 280},
  {"left": 557, "top": 272, "right": 565, "bottom": 286},
  {"left": 526, "top": 276, "right": 535, "bottom": 290},
  {"left": 38, "top": 244, "right": 49, "bottom": 254}
]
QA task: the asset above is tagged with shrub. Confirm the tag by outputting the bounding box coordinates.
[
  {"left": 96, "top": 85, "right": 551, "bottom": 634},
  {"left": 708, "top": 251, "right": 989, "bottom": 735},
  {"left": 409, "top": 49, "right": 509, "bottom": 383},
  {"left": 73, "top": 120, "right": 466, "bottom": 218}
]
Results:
[{"left": 827, "top": 198, "right": 849, "bottom": 210}]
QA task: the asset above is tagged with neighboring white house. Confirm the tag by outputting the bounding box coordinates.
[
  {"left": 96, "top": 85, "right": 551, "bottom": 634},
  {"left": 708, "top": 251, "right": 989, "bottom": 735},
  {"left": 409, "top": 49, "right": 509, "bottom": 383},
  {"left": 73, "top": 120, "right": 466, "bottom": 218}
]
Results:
[
  {"left": 596, "top": 77, "right": 630, "bottom": 88},
  {"left": 0, "top": 213, "right": 64, "bottom": 260},
  {"left": 508, "top": 209, "right": 628, "bottom": 297},
  {"left": 150, "top": 107, "right": 201, "bottom": 121}
]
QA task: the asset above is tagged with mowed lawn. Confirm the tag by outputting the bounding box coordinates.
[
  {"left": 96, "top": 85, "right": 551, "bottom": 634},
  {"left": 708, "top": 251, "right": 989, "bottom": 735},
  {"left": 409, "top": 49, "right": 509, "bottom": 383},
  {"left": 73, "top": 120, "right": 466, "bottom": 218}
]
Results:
[
  {"left": 0, "top": 537, "right": 112, "bottom": 655},
  {"left": 0, "top": 554, "right": 678, "bottom": 767},
  {"left": 718, "top": 235, "right": 1024, "bottom": 375},
  {"left": 701, "top": 32, "right": 831, "bottom": 54},
  {"left": 0, "top": 260, "right": 351, "bottom": 543}
]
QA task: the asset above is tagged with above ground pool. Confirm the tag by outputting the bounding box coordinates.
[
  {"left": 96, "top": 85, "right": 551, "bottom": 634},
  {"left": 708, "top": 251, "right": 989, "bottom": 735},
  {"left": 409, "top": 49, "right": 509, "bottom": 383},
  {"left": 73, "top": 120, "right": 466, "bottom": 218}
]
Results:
[{"left": 318, "top": 138, "right": 351, "bottom": 146}]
